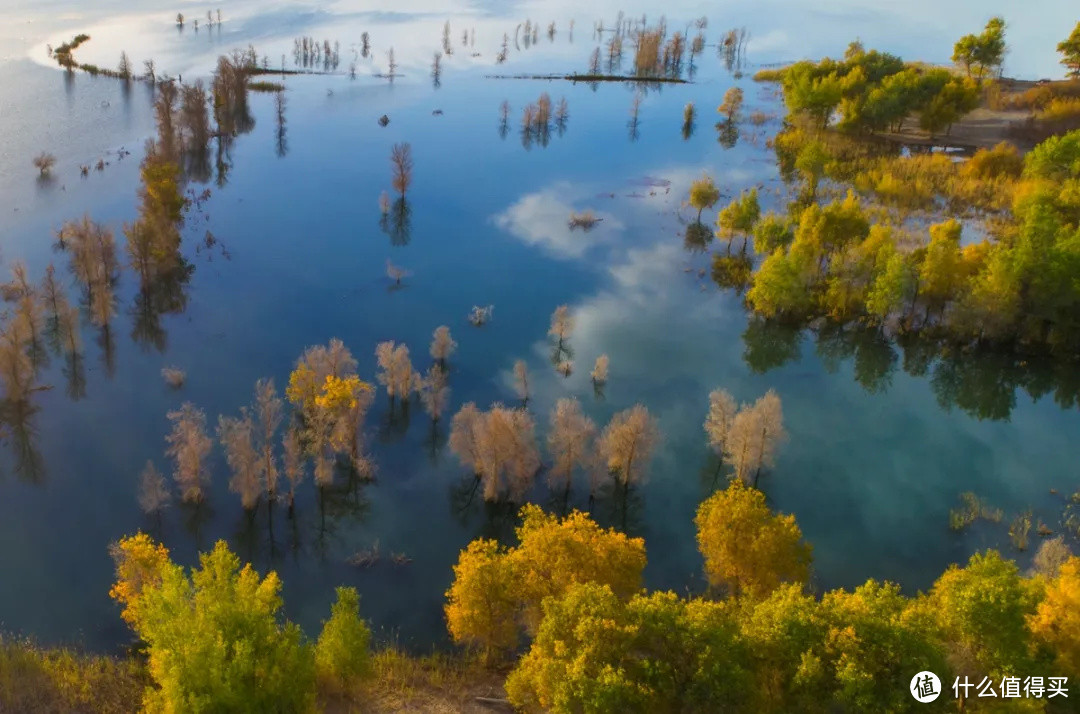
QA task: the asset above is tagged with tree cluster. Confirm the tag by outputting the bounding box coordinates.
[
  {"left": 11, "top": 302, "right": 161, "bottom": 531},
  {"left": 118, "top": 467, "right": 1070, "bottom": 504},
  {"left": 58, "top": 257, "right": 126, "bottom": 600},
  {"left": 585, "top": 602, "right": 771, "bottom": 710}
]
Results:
[
  {"left": 109, "top": 534, "right": 371, "bottom": 711},
  {"left": 704, "top": 388, "right": 786, "bottom": 487},
  {"left": 733, "top": 128, "right": 1080, "bottom": 353},
  {"left": 448, "top": 398, "right": 659, "bottom": 504},
  {"left": 768, "top": 44, "right": 980, "bottom": 136},
  {"left": 446, "top": 482, "right": 1079, "bottom": 714}
]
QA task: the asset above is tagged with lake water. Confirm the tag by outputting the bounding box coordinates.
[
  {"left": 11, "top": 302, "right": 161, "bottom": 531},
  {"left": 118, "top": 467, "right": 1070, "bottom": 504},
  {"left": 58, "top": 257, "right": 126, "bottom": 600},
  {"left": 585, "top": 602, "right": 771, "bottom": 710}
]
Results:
[{"left": 1, "top": 0, "right": 1078, "bottom": 653}]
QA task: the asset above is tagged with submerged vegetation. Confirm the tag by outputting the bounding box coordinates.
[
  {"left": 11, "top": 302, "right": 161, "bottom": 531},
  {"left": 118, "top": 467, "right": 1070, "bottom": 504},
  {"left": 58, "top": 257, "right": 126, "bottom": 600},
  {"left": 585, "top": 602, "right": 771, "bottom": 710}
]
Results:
[{"left": 6, "top": 8, "right": 1080, "bottom": 714}]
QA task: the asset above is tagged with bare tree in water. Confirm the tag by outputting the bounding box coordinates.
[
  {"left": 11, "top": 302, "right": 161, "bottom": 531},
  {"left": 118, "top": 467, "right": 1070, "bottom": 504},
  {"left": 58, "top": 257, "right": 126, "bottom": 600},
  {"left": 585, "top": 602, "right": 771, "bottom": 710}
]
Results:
[
  {"left": 448, "top": 402, "right": 540, "bottom": 502},
  {"left": 546, "top": 397, "right": 597, "bottom": 496},
  {"left": 138, "top": 461, "right": 171, "bottom": 516},
  {"left": 390, "top": 142, "right": 413, "bottom": 196},
  {"left": 513, "top": 359, "right": 529, "bottom": 405},
  {"left": 430, "top": 325, "right": 457, "bottom": 367},
  {"left": 599, "top": 405, "right": 660, "bottom": 491},
  {"left": 165, "top": 402, "right": 213, "bottom": 503}
]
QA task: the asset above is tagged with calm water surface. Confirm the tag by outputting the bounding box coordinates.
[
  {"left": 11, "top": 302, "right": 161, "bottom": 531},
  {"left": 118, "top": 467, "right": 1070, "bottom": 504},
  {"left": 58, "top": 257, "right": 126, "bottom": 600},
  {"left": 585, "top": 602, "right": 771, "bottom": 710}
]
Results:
[{"left": 0, "top": 0, "right": 1078, "bottom": 652}]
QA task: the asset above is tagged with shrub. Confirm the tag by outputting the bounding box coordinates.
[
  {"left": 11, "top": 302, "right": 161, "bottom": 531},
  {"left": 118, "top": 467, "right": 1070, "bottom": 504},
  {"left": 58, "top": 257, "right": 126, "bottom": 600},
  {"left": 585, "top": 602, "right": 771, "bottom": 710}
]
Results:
[{"left": 315, "top": 587, "right": 372, "bottom": 690}]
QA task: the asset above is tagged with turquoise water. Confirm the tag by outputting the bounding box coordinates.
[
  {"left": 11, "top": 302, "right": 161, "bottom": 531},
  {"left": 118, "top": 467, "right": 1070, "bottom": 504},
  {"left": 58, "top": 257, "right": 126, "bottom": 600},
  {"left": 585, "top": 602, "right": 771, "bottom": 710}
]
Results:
[{"left": 0, "top": 0, "right": 1078, "bottom": 652}]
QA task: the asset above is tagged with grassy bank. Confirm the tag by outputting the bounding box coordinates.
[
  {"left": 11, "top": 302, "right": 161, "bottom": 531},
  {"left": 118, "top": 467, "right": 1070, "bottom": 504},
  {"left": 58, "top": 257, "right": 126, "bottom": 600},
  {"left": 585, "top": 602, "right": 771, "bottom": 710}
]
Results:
[{"left": 0, "top": 638, "right": 505, "bottom": 714}]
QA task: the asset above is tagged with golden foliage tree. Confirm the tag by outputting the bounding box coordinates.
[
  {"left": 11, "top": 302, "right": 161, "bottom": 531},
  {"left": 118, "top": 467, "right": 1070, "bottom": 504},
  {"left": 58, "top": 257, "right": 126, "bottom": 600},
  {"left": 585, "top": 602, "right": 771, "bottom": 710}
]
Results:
[
  {"left": 108, "top": 533, "right": 171, "bottom": 627},
  {"left": 695, "top": 480, "right": 811, "bottom": 599},
  {"left": 444, "top": 505, "right": 646, "bottom": 658},
  {"left": 1029, "top": 556, "right": 1080, "bottom": 678},
  {"left": 444, "top": 539, "right": 520, "bottom": 658}
]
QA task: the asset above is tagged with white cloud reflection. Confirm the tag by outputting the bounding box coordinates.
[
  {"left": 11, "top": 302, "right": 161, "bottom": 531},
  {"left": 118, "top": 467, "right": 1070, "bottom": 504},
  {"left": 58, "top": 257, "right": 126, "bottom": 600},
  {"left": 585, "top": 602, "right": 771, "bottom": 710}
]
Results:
[{"left": 492, "top": 182, "right": 624, "bottom": 259}]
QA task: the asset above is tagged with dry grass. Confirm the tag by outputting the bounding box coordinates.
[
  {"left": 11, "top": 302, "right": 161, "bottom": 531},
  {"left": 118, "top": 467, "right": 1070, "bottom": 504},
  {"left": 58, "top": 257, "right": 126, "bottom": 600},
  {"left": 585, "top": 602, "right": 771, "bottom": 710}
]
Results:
[
  {"left": 748, "top": 110, "right": 774, "bottom": 126},
  {"left": 0, "top": 637, "right": 145, "bottom": 714},
  {"left": 248, "top": 80, "right": 285, "bottom": 92},
  {"left": 568, "top": 210, "right": 602, "bottom": 231},
  {"left": 324, "top": 647, "right": 508, "bottom": 713},
  {"left": 1, "top": 637, "right": 508, "bottom": 714}
]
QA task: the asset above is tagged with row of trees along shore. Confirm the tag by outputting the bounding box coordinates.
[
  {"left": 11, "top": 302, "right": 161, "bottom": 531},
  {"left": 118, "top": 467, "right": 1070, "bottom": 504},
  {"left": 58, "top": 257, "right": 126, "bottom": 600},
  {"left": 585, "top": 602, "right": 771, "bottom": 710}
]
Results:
[{"left": 71, "top": 478, "right": 1077, "bottom": 713}]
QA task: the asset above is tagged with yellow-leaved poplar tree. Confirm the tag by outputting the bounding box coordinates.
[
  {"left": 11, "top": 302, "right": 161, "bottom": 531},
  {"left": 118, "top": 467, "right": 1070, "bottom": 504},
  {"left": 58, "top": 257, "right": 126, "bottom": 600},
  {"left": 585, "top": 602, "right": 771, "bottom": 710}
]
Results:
[
  {"left": 1029, "top": 556, "right": 1080, "bottom": 678},
  {"left": 444, "top": 539, "right": 519, "bottom": 658},
  {"left": 695, "top": 480, "right": 811, "bottom": 599}
]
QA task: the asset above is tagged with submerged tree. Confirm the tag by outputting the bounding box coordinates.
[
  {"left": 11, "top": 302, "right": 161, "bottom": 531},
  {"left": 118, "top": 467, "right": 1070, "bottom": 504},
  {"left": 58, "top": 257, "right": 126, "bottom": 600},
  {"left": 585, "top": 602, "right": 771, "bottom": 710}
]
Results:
[
  {"left": 419, "top": 365, "right": 451, "bottom": 424},
  {"left": 138, "top": 461, "right": 171, "bottom": 516},
  {"left": 682, "top": 102, "right": 696, "bottom": 140},
  {"left": 546, "top": 397, "right": 597, "bottom": 495},
  {"left": 599, "top": 405, "right": 660, "bottom": 490},
  {"left": 32, "top": 152, "right": 56, "bottom": 176},
  {"left": 448, "top": 402, "right": 540, "bottom": 501},
  {"left": 429, "top": 325, "right": 457, "bottom": 367},
  {"left": 165, "top": 402, "right": 214, "bottom": 503},
  {"left": 512, "top": 360, "right": 530, "bottom": 404},
  {"left": 723, "top": 389, "right": 786, "bottom": 487},
  {"left": 375, "top": 341, "right": 418, "bottom": 403},
  {"left": 590, "top": 354, "right": 609, "bottom": 385},
  {"left": 254, "top": 379, "right": 283, "bottom": 505},
  {"left": 282, "top": 426, "right": 305, "bottom": 514},
  {"left": 718, "top": 87, "right": 744, "bottom": 123},
  {"left": 390, "top": 143, "right": 413, "bottom": 197},
  {"left": 219, "top": 411, "right": 263, "bottom": 512},
  {"left": 548, "top": 305, "right": 573, "bottom": 347},
  {"left": 688, "top": 174, "right": 720, "bottom": 221},
  {"left": 704, "top": 388, "right": 738, "bottom": 475},
  {"left": 716, "top": 189, "right": 760, "bottom": 254}
]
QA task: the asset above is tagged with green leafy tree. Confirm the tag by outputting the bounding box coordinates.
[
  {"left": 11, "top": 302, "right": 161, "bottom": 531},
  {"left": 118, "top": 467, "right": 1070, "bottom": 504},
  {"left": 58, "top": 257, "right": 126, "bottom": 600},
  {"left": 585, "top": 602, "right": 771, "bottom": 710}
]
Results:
[
  {"left": 917, "top": 220, "right": 965, "bottom": 319},
  {"left": 818, "top": 582, "right": 950, "bottom": 711},
  {"left": 794, "top": 140, "right": 829, "bottom": 196},
  {"left": 746, "top": 239, "right": 818, "bottom": 319},
  {"left": 952, "top": 17, "right": 1007, "bottom": 80},
  {"left": 924, "top": 550, "right": 1044, "bottom": 678},
  {"left": 716, "top": 189, "right": 761, "bottom": 253},
  {"left": 919, "top": 77, "right": 980, "bottom": 136},
  {"left": 1023, "top": 128, "right": 1080, "bottom": 181},
  {"left": 865, "top": 250, "right": 915, "bottom": 322},
  {"left": 822, "top": 225, "right": 895, "bottom": 320},
  {"left": 116, "top": 538, "right": 316, "bottom": 713},
  {"left": 315, "top": 586, "right": 372, "bottom": 690},
  {"left": 1059, "top": 22, "right": 1080, "bottom": 78},
  {"left": 506, "top": 584, "right": 753, "bottom": 713},
  {"left": 796, "top": 192, "right": 870, "bottom": 258},
  {"left": 753, "top": 214, "right": 795, "bottom": 254},
  {"left": 781, "top": 61, "right": 844, "bottom": 127},
  {"left": 688, "top": 174, "right": 721, "bottom": 221},
  {"left": 738, "top": 584, "right": 828, "bottom": 711}
]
